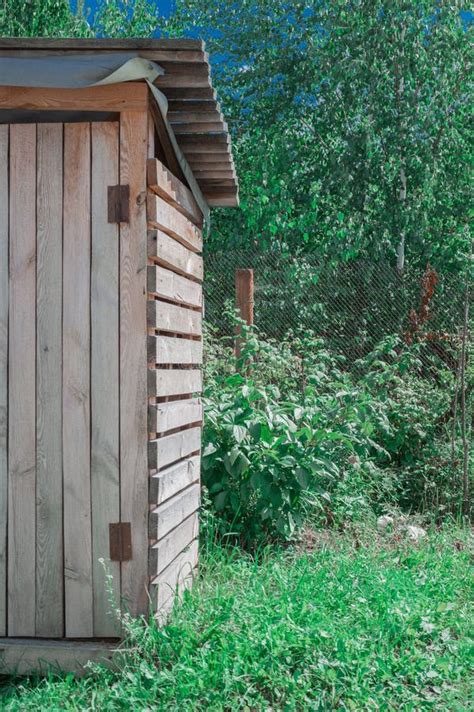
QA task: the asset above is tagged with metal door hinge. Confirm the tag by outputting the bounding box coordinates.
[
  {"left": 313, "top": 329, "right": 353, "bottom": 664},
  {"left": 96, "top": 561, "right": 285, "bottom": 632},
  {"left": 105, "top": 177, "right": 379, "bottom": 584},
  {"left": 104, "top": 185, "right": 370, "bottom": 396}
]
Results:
[
  {"left": 108, "top": 185, "right": 130, "bottom": 223},
  {"left": 109, "top": 522, "right": 132, "bottom": 561}
]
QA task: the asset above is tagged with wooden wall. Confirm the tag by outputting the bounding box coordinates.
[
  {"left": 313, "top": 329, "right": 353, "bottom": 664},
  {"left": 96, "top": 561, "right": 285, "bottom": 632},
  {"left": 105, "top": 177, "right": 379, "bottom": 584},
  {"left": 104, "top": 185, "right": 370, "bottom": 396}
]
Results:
[
  {"left": 0, "top": 111, "right": 203, "bottom": 640},
  {"left": 146, "top": 151, "right": 203, "bottom": 615}
]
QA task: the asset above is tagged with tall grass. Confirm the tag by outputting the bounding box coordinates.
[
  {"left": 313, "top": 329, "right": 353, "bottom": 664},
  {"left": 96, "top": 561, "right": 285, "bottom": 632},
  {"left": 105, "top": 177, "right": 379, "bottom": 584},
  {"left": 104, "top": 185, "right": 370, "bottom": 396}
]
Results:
[{"left": 2, "top": 525, "right": 472, "bottom": 710}]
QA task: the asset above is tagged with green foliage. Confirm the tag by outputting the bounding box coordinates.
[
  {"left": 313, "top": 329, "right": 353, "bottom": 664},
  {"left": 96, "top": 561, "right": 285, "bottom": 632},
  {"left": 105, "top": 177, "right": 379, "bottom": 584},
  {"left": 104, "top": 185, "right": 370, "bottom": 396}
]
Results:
[
  {"left": 3, "top": 529, "right": 473, "bottom": 709},
  {"left": 168, "top": 1, "right": 472, "bottom": 272},
  {"left": 0, "top": 0, "right": 90, "bottom": 37},
  {"left": 93, "top": 0, "right": 161, "bottom": 37},
  {"left": 202, "top": 323, "right": 466, "bottom": 542},
  {"left": 0, "top": 0, "right": 162, "bottom": 38}
]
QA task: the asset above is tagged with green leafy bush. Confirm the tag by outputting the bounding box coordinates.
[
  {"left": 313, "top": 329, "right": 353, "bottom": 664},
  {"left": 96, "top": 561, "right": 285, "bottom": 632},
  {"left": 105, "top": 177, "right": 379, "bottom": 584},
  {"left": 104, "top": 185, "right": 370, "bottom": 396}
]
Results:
[{"left": 202, "top": 324, "right": 464, "bottom": 543}]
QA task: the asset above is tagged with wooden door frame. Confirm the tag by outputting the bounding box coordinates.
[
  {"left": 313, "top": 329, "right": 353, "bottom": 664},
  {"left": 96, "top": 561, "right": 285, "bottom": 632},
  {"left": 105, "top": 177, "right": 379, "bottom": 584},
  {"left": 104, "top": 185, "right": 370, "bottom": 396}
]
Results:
[
  {"left": 0, "top": 90, "right": 150, "bottom": 669},
  {"left": 0, "top": 83, "right": 148, "bottom": 113}
]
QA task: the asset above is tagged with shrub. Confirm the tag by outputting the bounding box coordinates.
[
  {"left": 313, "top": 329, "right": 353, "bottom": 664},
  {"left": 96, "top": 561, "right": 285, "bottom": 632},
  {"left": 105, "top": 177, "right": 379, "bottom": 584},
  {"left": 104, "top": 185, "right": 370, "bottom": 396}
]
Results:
[{"left": 202, "top": 324, "right": 465, "bottom": 543}]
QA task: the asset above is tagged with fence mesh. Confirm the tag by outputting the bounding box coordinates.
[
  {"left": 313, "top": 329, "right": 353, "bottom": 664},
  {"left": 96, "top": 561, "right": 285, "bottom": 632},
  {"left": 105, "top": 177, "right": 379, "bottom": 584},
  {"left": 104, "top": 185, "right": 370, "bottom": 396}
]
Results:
[{"left": 204, "top": 248, "right": 471, "bottom": 367}]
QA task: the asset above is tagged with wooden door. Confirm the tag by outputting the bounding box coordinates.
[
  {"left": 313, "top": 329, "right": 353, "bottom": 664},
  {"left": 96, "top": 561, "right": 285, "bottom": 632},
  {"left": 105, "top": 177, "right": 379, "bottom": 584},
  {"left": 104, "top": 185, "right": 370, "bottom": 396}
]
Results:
[{"left": 0, "top": 118, "right": 147, "bottom": 640}]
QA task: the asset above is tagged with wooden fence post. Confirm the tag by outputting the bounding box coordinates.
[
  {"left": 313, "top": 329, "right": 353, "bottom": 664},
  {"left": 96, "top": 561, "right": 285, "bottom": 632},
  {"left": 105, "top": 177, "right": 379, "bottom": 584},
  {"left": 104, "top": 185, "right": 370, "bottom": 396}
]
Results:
[{"left": 235, "top": 268, "right": 254, "bottom": 358}]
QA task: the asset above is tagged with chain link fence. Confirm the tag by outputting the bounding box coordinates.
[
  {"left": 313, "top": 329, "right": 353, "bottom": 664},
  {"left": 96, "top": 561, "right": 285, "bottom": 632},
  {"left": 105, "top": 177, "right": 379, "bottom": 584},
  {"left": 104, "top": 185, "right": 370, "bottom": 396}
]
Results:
[{"left": 204, "top": 248, "right": 471, "bottom": 368}]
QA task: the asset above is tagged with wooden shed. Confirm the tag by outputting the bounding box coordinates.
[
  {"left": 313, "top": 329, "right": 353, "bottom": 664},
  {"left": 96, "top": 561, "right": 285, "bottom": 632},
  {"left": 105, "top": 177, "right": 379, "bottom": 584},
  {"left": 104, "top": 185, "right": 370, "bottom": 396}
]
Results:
[{"left": 0, "top": 38, "right": 238, "bottom": 673}]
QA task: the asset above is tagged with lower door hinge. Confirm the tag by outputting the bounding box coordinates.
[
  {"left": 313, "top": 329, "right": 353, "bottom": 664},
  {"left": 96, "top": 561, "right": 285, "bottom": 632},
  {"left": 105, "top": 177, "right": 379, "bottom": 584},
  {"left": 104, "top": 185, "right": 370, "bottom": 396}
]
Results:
[{"left": 109, "top": 522, "right": 132, "bottom": 561}]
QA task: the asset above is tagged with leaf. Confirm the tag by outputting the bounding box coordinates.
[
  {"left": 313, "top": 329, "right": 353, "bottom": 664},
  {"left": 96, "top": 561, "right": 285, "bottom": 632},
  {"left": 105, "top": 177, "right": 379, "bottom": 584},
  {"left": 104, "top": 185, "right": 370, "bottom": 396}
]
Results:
[
  {"left": 233, "top": 424, "right": 248, "bottom": 443},
  {"left": 214, "top": 491, "right": 228, "bottom": 511},
  {"left": 295, "top": 467, "right": 310, "bottom": 489}
]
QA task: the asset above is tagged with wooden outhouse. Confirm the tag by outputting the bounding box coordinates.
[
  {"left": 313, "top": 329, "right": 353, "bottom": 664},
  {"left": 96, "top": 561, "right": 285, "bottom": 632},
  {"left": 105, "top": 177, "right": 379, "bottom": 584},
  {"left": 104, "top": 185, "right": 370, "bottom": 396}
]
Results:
[{"left": 0, "top": 39, "right": 238, "bottom": 673}]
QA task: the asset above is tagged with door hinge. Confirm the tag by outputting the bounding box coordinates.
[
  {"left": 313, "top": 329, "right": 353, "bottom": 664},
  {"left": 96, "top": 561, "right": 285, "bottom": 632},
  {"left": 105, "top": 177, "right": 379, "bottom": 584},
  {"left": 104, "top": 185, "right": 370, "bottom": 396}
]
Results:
[
  {"left": 109, "top": 522, "right": 132, "bottom": 561},
  {"left": 108, "top": 185, "right": 130, "bottom": 224}
]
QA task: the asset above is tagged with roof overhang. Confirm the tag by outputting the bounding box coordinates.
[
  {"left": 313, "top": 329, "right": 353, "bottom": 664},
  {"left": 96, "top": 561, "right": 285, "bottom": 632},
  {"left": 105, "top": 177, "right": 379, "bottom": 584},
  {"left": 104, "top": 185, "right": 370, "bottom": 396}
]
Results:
[{"left": 0, "top": 39, "right": 239, "bottom": 209}]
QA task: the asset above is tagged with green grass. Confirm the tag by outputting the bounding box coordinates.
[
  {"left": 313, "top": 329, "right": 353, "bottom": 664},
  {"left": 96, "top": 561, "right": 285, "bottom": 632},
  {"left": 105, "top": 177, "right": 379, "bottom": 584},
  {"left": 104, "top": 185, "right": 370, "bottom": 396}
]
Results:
[{"left": 1, "top": 526, "right": 473, "bottom": 711}]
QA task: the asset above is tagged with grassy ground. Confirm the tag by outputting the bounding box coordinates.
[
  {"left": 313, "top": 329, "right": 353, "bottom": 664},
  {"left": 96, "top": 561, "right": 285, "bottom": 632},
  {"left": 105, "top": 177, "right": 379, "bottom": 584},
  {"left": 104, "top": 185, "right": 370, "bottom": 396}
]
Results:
[{"left": 1, "top": 525, "right": 473, "bottom": 711}]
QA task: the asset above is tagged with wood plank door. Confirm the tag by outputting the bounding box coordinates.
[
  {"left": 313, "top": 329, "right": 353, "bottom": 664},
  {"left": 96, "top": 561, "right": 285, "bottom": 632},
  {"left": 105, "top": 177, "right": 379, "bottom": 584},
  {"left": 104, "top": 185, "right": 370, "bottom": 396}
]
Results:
[{"left": 0, "top": 119, "right": 144, "bottom": 639}]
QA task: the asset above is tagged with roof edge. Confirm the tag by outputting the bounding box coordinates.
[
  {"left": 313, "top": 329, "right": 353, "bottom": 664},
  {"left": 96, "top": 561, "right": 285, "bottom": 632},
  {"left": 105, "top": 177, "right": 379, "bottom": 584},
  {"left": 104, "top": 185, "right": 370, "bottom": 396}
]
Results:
[{"left": 0, "top": 38, "right": 205, "bottom": 51}]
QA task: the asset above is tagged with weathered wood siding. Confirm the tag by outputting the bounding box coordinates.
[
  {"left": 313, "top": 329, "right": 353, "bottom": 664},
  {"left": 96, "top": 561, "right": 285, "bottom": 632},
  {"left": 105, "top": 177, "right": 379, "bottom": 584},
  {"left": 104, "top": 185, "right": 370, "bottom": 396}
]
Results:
[
  {"left": 0, "top": 116, "right": 202, "bottom": 636},
  {"left": 0, "top": 119, "right": 148, "bottom": 638},
  {"left": 147, "top": 154, "right": 203, "bottom": 616}
]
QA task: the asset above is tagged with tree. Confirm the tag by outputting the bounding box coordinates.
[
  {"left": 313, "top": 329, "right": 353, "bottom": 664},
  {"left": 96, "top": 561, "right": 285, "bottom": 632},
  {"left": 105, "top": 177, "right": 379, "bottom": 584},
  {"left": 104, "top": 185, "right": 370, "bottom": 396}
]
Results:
[
  {"left": 167, "top": 1, "right": 472, "bottom": 271},
  {"left": 0, "top": 0, "right": 90, "bottom": 37}
]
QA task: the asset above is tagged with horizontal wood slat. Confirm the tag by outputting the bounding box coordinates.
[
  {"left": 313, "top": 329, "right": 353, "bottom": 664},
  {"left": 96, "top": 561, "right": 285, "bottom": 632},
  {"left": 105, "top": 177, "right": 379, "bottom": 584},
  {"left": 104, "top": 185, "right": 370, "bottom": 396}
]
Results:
[
  {"left": 168, "top": 111, "right": 223, "bottom": 123},
  {"left": 0, "top": 84, "right": 148, "bottom": 113},
  {"left": 148, "top": 369, "right": 202, "bottom": 399},
  {"left": 151, "top": 539, "right": 198, "bottom": 615},
  {"left": 173, "top": 122, "right": 226, "bottom": 134},
  {"left": 179, "top": 133, "right": 229, "bottom": 147},
  {"left": 207, "top": 196, "right": 239, "bottom": 208},
  {"left": 147, "top": 158, "right": 203, "bottom": 228},
  {"left": 149, "top": 483, "right": 200, "bottom": 540},
  {"left": 149, "top": 399, "right": 202, "bottom": 434},
  {"left": 162, "top": 87, "right": 216, "bottom": 101},
  {"left": 156, "top": 74, "right": 210, "bottom": 89},
  {"left": 149, "top": 455, "right": 200, "bottom": 504},
  {"left": 148, "top": 230, "right": 203, "bottom": 281},
  {"left": 0, "top": 38, "right": 205, "bottom": 50},
  {"left": 194, "top": 170, "right": 236, "bottom": 180},
  {"left": 147, "top": 300, "right": 201, "bottom": 336},
  {"left": 147, "top": 265, "right": 202, "bottom": 308},
  {"left": 149, "top": 512, "right": 199, "bottom": 576},
  {"left": 188, "top": 153, "right": 235, "bottom": 165},
  {"left": 148, "top": 427, "right": 201, "bottom": 471},
  {"left": 168, "top": 100, "right": 221, "bottom": 113},
  {"left": 147, "top": 194, "right": 202, "bottom": 253},
  {"left": 157, "top": 60, "right": 210, "bottom": 76},
  {"left": 148, "top": 335, "right": 202, "bottom": 365}
]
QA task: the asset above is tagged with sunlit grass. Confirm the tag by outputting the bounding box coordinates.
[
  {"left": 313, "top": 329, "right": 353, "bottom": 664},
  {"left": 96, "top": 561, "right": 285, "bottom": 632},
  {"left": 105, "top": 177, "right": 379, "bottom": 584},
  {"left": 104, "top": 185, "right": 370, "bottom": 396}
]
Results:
[{"left": 1, "top": 526, "right": 473, "bottom": 711}]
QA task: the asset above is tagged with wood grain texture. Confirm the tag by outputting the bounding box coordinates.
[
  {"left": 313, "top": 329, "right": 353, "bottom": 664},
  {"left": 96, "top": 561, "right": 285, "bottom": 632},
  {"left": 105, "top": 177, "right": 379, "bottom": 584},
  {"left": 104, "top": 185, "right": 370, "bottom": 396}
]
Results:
[
  {"left": 206, "top": 195, "right": 240, "bottom": 208},
  {"left": 187, "top": 153, "right": 235, "bottom": 165},
  {"left": 148, "top": 400, "right": 203, "bottom": 434},
  {"left": 148, "top": 230, "right": 203, "bottom": 281},
  {"left": 0, "top": 84, "right": 148, "bottom": 113},
  {"left": 149, "top": 455, "right": 200, "bottom": 505},
  {"left": 8, "top": 124, "right": 37, "bottom": 636},
  {"left": 63, "top": 123, "right": 93, "bottom": 638},
  {"left": 149, "top": 484, "right": 200, "bottom": 541},
  {"left": 149, "top": 512, "right": 199, "bottom": 576},
  {"left": 147, "top": 334, "right": 203, "bottom": 365},
  {"left": 173, "top": 122, "right": 226, "bottom": 134},
  {"left": 0, "top": 38, "right": 204, "bottom": 50},
  {"left": 168, "top": 110, "right": 223, "bottom": 123},
  {"left": 147, "top": 264, "right": 202, "bottom": 308},
  {"left": 0, "top": 637, "right": 119, "bottom": 676},
  {"left": 150, "top": 539, "right": 198, "bottom": 614},
  {"left": 91, "top": 122, "right": 121, "bottom": 638},
  {"left": 147, "top": 158, "right": 203, "bottom": 227},
  {"left": 148, "top": 427, "right": 201, "bottom": 471},
  {"left": 0, "top": 126, "right": 8, "bottom": 636},
  {"left": 35, "top": 124, "right": 63, "bottom": 637},
  {"left": 119, "top": 111, "right": 149, "bottom": 618},
  {"left": 148, "top": 369, "right": 202, "bottom": 399},
  {"left": 147, "top": 195, "right": 202, "bottom": 253},
  {"left": 147, "top": 300, "right": 202, "bottom": 337}
]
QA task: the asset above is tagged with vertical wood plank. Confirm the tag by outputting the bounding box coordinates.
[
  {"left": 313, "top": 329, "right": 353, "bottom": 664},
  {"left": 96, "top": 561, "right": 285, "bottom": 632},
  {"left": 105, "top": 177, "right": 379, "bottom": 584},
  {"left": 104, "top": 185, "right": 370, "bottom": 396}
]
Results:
[
  {"left": 63, "top": 123, "right": 93, "bottom": 637},
  {"left": 91, "top": 122, "right": 121, "bottom": 637},
  {"left": 120, "top": 111, "right": 149, "bottom": 617},
  {"left": 0, "top": 125, "right": 8, "bottom": 636},
  {"left": 36, "top": 124, "right": 64, "bottom": 637},
  {"left": 8, "top": 124, "right": 36, "bottom": 636}
]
